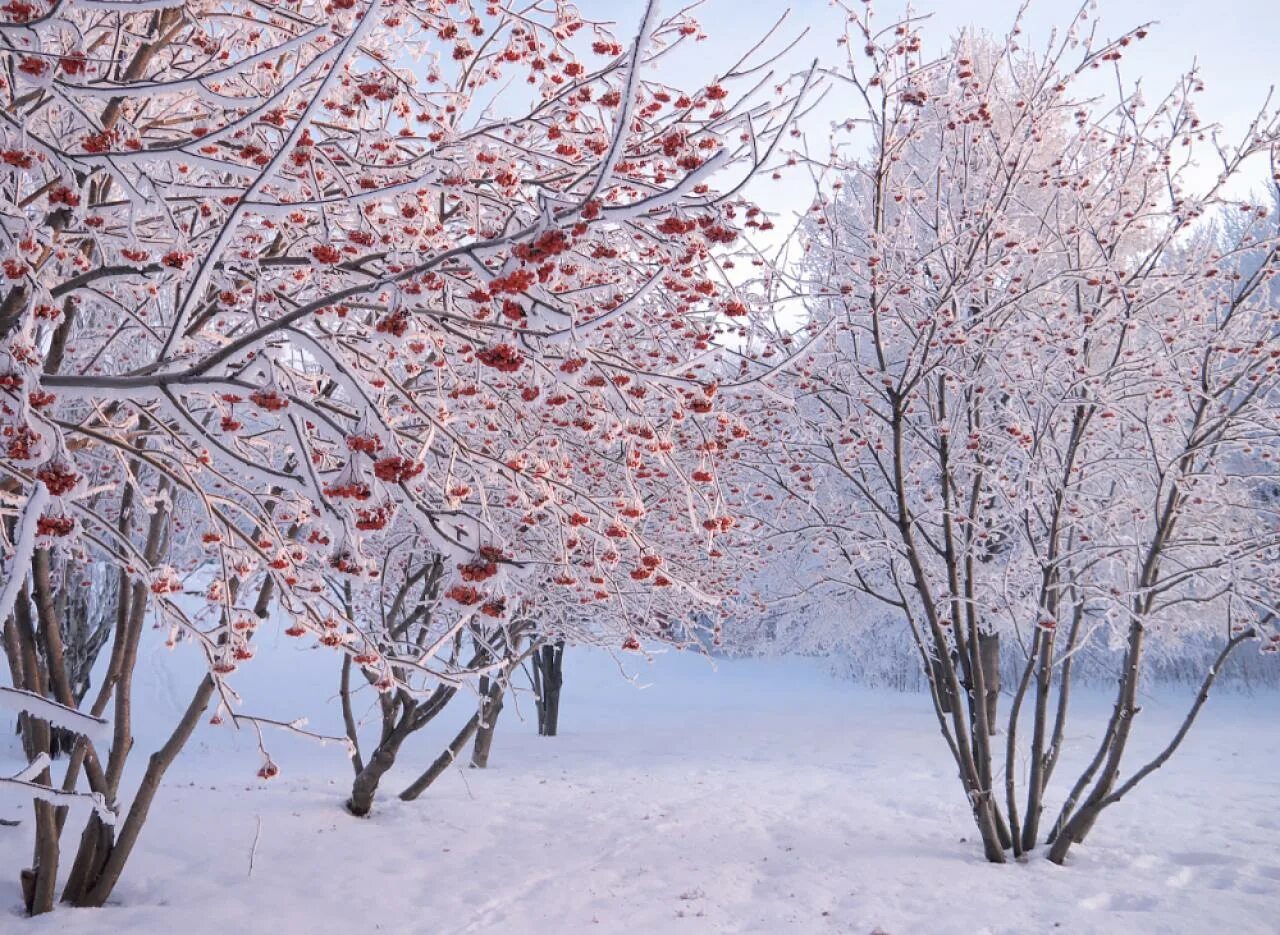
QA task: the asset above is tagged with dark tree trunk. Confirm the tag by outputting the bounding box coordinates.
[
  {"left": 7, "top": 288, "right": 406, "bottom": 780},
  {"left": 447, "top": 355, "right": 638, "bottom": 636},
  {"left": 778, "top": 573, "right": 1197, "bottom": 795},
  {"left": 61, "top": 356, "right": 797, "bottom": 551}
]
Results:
[
  {"left": 1047, "top": 626, "right": 1254, "bottom": 864},
  {"left": 49, "top": 727, "right": 78, "bottom": 758},
  {"left": 929, "top": 650, "right": 954, "bottom": 714},
  {"left": 470, "top": 676, "right": 505, "bottom": 769},
  {"left": 347, "top": 742, "right": 405, "bottom": 817},
  {"left": 532, "top": 641, "right": 564, "bottom": 736},
  {"left": 399, "top": 712, "right": 482, "bottom": 801},
  {"left": 346, "top": 679, "right": 463, "bottom": 815}
]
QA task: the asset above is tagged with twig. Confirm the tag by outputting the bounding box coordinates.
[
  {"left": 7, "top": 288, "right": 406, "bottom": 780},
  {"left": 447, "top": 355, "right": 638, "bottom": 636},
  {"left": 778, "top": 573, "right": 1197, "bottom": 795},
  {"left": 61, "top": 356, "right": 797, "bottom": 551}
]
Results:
[{"left": 247, "top": 815, "right": 262, "bottom": 878}]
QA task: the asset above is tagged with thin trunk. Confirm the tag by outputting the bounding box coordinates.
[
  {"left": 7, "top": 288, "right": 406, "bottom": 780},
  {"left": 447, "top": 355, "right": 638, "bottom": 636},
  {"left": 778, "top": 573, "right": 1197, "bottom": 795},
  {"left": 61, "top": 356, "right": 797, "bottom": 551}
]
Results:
[
  {"left": 1043, "top": 601, "right": 1086, "bottom": 787},
  {"left": 64, "top": 518, "right": 266, "bottom": 907},
  {"left": 1048, "top": 626, "right": 1254, "bottom": 864},
  {"left": 3, "top": 611, "right": 25, "bottom": 701},
  {"left": 31, "top": 550, "right": 78, "bottom": 759},
  {"left": 978, "top": 632, "right": 1000, "bottom": 733},
  {"left": 1045, "top": 679, "right": 1126, "bottom": 847},
  {"left": 1004, "top": 641, "right": 1038, "bottom": 857},
  {"left": 887, "top": 383, "right": 1006, "bottom": 862},
  {"left": 104, "top": 492, "right": 170, "bottom": 800},
  {"left": 929, "top": 651, "right": 954, "bottom": 714},
  {"left": 61, "top": 491, "right": 170, "bottom": 902},
  {"left": 470, "top": 677, "right": 505, "bottom": 769},
  {"left": 1072, "top": 621, "right": 1148, "bottom": 843},
  {"left": 70, "top": 675, "right": 216, "bottom": 908},
  {"left": 1020, "top": 628, "right": 1054, "bottom": 852},
  {"left": 1045, "top": 617, "right": 1147, "bottom": 857},
  {"left": 13, "top": 587, "right": 60, "bottom": 915},
  {"left": 22, "top": 801, "right": 58, "bottom": 916},
  {"left": 399, "top": 712, "right": 482, "bottom": 801},
  {"left": 32, "top": 549, "right": 108, "bottom": 834},
  {"left": 340, "top": 655, "right": 365, "bottom": 776}
]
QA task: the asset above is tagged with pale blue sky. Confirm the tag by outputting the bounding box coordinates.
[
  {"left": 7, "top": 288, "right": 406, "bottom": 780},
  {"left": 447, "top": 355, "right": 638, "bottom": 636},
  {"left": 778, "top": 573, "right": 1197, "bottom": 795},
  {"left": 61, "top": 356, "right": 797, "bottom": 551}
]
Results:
[{"left": 582, "top": 0, "right": 1279, "bottom": 217}]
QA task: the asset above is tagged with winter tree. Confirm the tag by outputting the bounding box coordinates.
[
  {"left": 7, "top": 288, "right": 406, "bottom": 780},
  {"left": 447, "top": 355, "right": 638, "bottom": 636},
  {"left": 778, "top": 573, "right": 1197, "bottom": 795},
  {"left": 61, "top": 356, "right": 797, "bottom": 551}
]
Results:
[
  {"left": 754, "top": 2, "right": 1279, "bottom": 863},
  {"left": 0, "top": 0, "right": 808, "bottom": 913}
]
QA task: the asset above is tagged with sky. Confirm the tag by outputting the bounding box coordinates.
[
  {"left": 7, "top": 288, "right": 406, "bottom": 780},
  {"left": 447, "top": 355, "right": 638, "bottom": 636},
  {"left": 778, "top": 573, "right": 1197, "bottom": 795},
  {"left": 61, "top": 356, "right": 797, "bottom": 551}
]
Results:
[{"left": 577, "top": 0, "right": 1280, "bottom": 222}]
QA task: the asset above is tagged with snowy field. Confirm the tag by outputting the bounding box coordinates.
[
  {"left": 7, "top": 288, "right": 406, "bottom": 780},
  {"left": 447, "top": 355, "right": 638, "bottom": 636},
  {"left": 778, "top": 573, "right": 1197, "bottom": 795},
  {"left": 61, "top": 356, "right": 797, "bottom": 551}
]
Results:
[{"left": 3, "top": 643, "right": 1278, "bottom": 935}]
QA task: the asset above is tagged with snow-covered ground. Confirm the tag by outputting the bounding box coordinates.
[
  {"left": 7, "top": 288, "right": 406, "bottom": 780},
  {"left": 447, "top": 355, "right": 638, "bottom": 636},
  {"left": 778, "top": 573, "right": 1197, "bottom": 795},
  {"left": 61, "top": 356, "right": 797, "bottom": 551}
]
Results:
[{"left": 3, "top": 639, "right": 1278, "bottom": 934}]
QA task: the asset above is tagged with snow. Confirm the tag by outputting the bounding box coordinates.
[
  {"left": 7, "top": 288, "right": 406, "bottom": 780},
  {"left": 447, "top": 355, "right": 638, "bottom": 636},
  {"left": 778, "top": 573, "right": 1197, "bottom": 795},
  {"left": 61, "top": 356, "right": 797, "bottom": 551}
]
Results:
[
  {"left": 2, "top": 642, "right": 1278, "bottom": 934},
  {"left": 0, "top": 769, "right": 115, "bottom": 827},
  {"left": 0, "top": 688, "right": 112, "bottom": 750},
  {"left": 0, "top": 482, "right": 49, "bottom": 627}
]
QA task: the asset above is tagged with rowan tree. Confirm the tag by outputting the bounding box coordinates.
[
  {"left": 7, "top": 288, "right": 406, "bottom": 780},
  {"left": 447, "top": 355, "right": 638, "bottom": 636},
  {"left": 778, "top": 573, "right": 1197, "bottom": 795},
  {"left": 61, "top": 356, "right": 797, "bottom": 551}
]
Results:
[
  {"left": 754, "top": 2, "right": 1280, "bottom": 864},
  {"left": 0, "top": 0, "right": 807, "bottom": 913}
]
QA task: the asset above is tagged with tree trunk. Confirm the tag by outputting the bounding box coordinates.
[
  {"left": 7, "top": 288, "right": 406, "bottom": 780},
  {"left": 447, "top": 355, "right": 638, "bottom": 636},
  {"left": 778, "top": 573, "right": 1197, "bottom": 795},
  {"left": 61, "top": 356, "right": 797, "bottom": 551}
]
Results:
[
  {"left": 347, "top": 741, "right": 405, "bottom": 817},
  {"left": 64, "top": 673, "right": 216, "bottom": 908},
  {"left": 533, "top": 641, "right": 564, "bottom": 736},
  {"left": 48, "top": 727, "right": 78, "bottom": 758},
  {"left": 11, "top": 586, "right": 62, "bottom": 915},
  {"left": 978, "top": 632, "right": 1000, "bottom": 734},
  {"left": 31, "top": 550, "right": 78, "bottom": 761},
  {"left": 1020, "top": 628, "right": 1055, "bottom": 852},
  {"left": 344, "top": 655, "right": 479, "bottom": 816},
  {"left": 928, "top": 650, "right": 955, "bottom": 714},
  {"left": 399, "top": 712, "right": 482, "bottom": 801},
  {"left": 1047, "top": 804, "right": 1096, "bottom": 863},
  {"left": 22, "top": 785, "right": 59, "bottom": 916},
  {"left": 1047, "top": 626, "right": 1253, "bottom": 865},
  {"left": 470, "top": 677, "right": 505, "bottom": 769},
  {"left": 1055, "top": 620, "right": 1148, "bottom": 854}
]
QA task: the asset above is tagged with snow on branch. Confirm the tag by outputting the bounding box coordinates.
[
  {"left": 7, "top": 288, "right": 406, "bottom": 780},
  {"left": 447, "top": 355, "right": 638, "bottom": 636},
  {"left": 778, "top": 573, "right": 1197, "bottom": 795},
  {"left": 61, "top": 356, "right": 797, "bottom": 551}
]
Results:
[
  {"left": 0, "top": 687, "right": 113, "bottom": 748},
  {"left": 0, "top": 482, "right": 50, "bottom": 627},
  {"left": 0, "top": 766, "right": 117, "bottom": 827}
]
